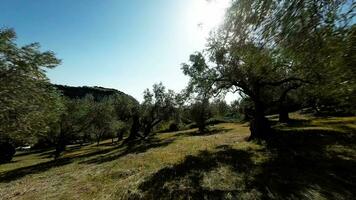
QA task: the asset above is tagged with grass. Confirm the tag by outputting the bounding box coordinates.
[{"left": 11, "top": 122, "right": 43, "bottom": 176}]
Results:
[{"left": 0, "top": 114, "right": 355, "bottom": 200}]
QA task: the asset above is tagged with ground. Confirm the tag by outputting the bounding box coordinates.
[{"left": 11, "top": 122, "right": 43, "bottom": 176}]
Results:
[{"left": 1, "top": 114, "right": 356, "bottom": 200}]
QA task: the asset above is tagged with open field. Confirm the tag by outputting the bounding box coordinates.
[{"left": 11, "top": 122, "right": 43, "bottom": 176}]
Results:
[{"left": 1, "top": 114, "right": 356, "bottom": 200}]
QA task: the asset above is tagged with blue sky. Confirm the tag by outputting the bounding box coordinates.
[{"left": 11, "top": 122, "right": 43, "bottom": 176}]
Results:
[{"left": 1, "top": 0, "right": 238, "bottom": 102}]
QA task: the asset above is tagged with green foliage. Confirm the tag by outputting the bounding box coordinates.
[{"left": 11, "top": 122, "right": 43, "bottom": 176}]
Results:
[
  {"left": 0, "top": 28, "right": 62, "bottom": 148},
  {"left": 189, "top": 99, "right": 212, "bottom": 133},
  {"left": 182, "top": 54, "right": 218, "bottom": 132},
  {"left": 54, "top": 84, "right": 138, "bottom": 106},
  {"left": 140, "top": 83, "right": 176, "bottom": 136},
  {"left": 223, "top": 0, "right": 355, "bottom": 115},
  {"left": 89, "top": 98, "right": 118, "bottom": 145},
  {"left": 210, "top": 99, "right": 230, "bottom": 118},
  {"left": 182, "top": 53, "right": 215, "bottom": 99},
  {"left": 115, "top": 120, "right": 129, "bottom": 140},
  {"left": 54, "top": 84, "right": 140, "bottom": 143},
  {"left": 183, "top": 0, "right": 355, "bottom": 138},
  {"left": 300, "top": 25, "right": 356, "bottom": 115}
]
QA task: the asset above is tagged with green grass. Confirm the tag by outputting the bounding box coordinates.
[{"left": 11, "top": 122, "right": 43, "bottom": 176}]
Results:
[{"left": 1, "top": 115, "right": 356, "bottom": 200}]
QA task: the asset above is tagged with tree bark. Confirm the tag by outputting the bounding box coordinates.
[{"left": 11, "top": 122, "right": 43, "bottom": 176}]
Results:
[
  {"left": 143, "top": 119, "right": 162, "bottom": 137},
  {"left": 117, "top": 131, "right": 123, "bottom": 141},
  {"left": 248, "top": 100, "right": 271, "bottom": 140},
  {"left": 96, "top": 132, "right": 103, "bottom": 146},
  {"left": 279, "top": 105, "right": 290, "bottom": 122},
  {"left": 54, "top": 131, "right": 66, "bottom": 159},
  {"left": 127, "top": 115, "right": 140, "bottom": 141},
  {"left": 143, "top": 126, "right": 151, "bottom": 137}
]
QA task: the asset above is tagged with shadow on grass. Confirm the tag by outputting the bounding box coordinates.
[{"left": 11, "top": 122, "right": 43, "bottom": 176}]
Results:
[
  {"left": 138, "top": 146, "right": 255, "bottom": 199},
  {"left": 0, "top": 158, "right": 73, "bottom": 183},
  {"left": 259, "top": 127, "right": 356, "bottom": 199},
  {"left": 174, "top": 127, "right": 234, "bottom": 137},
  {"left": 285, "top": 118, "right": 312, "bottom": 126},
  {"left": 137, "top": 125, "right": 356, "bottom": 199},
  {"left": 14, "top": 148, "right": 53, "bottom": 157},
  {"left": 1, "top": 135, "right": 179, "bottom": 183},
  {"left": 269, "top": 118, "right": 312, "bottom": 127},
  {"left": 81, "top": 137, "right": 176, "bottom": 165},
  {"left": 274, "top": 117, "right": 356, "bottom": 131},
  {"left": 0, "top": 146, "right": 120, "bottom": 183},
  {"left": 36, "top": 144, "right": 92, "bottom": 159}
]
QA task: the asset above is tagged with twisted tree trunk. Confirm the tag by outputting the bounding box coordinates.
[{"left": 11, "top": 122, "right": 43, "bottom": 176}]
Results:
[
  {"left": 54, "top": 130, "right": 66, "bottom": 159},
  {"left": 279, "top": 104, "right": 290, "bottom": 122},
  {"left": 127, "top": 115, "right": 140, "bottom": 141},
  {"left": 248, "top": 100, "right": 271, "bottom": 140}
]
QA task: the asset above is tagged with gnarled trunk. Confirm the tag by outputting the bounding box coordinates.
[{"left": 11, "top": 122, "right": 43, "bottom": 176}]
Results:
[
  {"left": 127, "top": 115, "right": 140, "bottom": 141},
  {"left": 117, "top": 131, "right": 124, "bottom": 141},
  {"left": 143, "top": 123, "right": 152, "bottom": 137},
  {"left": 248, "top": 100, "right": 271, "bottom": 140},
  {"left": 0, "top": 140, "right": 16, "bottom": 163},
  {"left": 143, "top": 119, "right": 162, "bottom": 137},
  {"left": 279, "top": 105, "right": 290, "bottom": 122},
  {"left": 54, "top": 131, "right": 66, "bottom": 159}
]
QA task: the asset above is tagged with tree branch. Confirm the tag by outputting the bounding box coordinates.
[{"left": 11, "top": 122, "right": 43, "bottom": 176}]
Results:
[{"left": 261, "top": 77, "right": 311, "bottom": 86}]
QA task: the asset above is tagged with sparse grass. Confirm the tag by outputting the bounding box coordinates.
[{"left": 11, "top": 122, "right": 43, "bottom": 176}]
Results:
[{"left": 1, "top": 115, "right": 355, "bottom": 200}]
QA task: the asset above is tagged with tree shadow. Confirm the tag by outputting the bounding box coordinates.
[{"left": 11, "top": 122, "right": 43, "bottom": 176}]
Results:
[
  {"left": 137, "top": 125, "right": 356, "bottom": 199},
  {"left": 0, "top": 158, "right": 72, "bottom": 183},
  {"left": 36, "top": 143, "right": 94, "bottom": 159},
  {"left": 81, "top": 137, "right": 177, "bottom": 165},
  {"left": 174, "top": 127, "right": 234, "bottom": 137},
  {"left": 270, "top": 118, "right": 312, "bottom": 127},
  {"left": 285, "top": 118, "right": 312, "bottom": 126},
  {"left": 37, "top": 150, "right": 56, "bottom": 158},
  {"left": 270, "top": 124, "right": 356, "bottom": 148},
  {"left": 1, "top": 134, "right": 179, "bottom": 183},
  {"left": 273, "top": 117, "right": 356, "bottom": 132},
  {"left": 0, "top": 146, "right": 120, "bottom": 183},
  {"left": 257, "top": 126, "right": 356, "bottom": 199},
  {"left": 14, "top": 148, "right": 53, "bottom": 157},
  {"left": 138, "top": 146, "right": 255, "bottom": 199}
]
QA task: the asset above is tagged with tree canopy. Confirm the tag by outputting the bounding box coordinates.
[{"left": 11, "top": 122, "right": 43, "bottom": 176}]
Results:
[
  {"left": 182, "top": 0, "right": 355, "bottom": 139},
  {"left": 0, "top": 28, "right": 62, "bottom": 145}
]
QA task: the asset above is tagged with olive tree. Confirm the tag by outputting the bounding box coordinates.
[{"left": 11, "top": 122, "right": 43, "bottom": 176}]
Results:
[
  {"left": 0, "top": 28, "right": 62, "bottom": 162},
  {"left": 183, "top": 0, "right": 354, "bottom": 140},
  {"left": 140, "top": 83, "right": 175, "bottom": 137}
]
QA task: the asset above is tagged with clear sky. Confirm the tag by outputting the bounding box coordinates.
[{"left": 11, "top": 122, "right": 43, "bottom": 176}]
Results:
[{"left": 1, "top": 0, "right": 239, "bottom": 102}]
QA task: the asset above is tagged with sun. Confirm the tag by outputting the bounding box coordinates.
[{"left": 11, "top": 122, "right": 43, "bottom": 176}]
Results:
[
  {"left": 184, "top": 0, "right": 230, "bottom": 38},
  {"left": 198, "top": 0, "right": 230, "bottom": 31}
]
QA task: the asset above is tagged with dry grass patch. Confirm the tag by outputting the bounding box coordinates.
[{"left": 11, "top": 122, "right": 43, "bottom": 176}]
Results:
[{"left": 1, "top": 116, "right": 356, "bottom": 200}]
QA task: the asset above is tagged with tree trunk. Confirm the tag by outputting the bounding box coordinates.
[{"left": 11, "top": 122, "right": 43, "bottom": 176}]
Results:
[
  {"left": 117, "top": 131, "right": 123, "bottom": 141},
  {"left": 143, "top": 119, "right": 162, "bottom": 137},
  {"left": 143, "top": 125, "right": 151, "bottom": 137},
  {"left": 248, "top": 101, "right": 271, "bottom": 140},
  {"left": 279, "top": 105, "right": 290, "bottom": 122},
  {"left": 80, "top": 133, "right": 88, "bottom": 146},
  {"left": 54, "top": 131, "right": 66, "bottom": 159},
  {"left": 198, "top": 125, "right": 206, "bottom": 133},
  {"left": 96, "top": 135, "right": 101, "bottom": 146},
  {"left": 96, "top": 133, "right": 102, "bottom": 146},
  {"left": 127, "top": 115, "right": 140, "bottom": 141},
  {"left": 198, "top": 118, "right": 206, "bottom": 133}
]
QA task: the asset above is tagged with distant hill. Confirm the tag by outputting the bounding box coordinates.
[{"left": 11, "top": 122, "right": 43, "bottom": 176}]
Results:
[{"left": 53, "top": 84, "right": 138, "bottom": 103}]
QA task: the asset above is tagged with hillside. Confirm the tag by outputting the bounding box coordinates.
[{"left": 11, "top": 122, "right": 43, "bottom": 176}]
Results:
[
  {"left": 53, "top": 84, "right": 138, "bottom": 103},
  {"left": 1, "top": 114, "right": 355, "bottom": 200}
]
